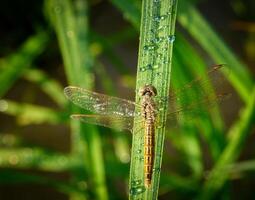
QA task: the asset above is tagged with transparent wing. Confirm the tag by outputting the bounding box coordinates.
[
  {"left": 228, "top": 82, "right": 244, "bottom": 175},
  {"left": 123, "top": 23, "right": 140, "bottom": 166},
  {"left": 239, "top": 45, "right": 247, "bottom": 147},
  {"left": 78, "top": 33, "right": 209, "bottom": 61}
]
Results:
[
  {"left": 167, "top": 93, "right": 231, "bottom": 118},
  {"left": 167, "top": 93, "right": 231, "bottom": 128},
  {"left": 71, "top": 114, "right": 134, "bottom": 132},
  {"left": 64, "top": 86, "right": 139, "bottom": 117},
  {"left": 165, "top": 64, "right": 231, "bottom": 126},
  {"left": 168, "top": 64, "right": 229, "bottom": 102}
]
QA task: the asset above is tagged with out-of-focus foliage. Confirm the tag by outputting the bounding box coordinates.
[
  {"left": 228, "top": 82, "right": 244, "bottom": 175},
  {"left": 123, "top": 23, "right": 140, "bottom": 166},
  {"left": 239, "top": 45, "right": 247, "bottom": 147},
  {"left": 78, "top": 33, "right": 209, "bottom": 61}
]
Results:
[{"left": 0, "top": 0, "right": 254, "bottom": 199}]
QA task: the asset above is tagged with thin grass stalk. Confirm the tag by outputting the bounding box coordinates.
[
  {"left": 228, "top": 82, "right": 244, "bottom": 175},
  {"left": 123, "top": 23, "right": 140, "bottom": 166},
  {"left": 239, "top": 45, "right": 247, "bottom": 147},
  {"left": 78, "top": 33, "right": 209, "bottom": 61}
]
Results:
[
  {"left": 74, "top": 1, "right": 108, "bottom": 199},
  {"left": 24, "top": 68, "right": 67, "bottom": 107},
  {"left": 173, "top": 34, "right": 226, "bottom": 161},
  {"left": 0, "top": 148, "right": 78, "bottom": 171},
  {"left": 129, "top": 0, "right": 178, "bottom": 199},
  {"left": 95, "top": 62, "right": 130, "bottom": 165},
  {"left": 45, "top": 0, "right": 108, "bottom": 199},
  {"left": 198, "top": 87, "right": 255, "bottom": 199},
  {"left": 178, "top": 0, "right": 253, "bottom": 103},
  {"left": 1, "top": 100, "right": 65, "bottom": 124},
  {"left": 0, "top": 32, "right": 49, "bottom": 98},
  {"left": 170, "top": 56, "right": 203, "bottom": 178},
  {"left": 227, "top": 160, "right": 255, "bottom": 174}
]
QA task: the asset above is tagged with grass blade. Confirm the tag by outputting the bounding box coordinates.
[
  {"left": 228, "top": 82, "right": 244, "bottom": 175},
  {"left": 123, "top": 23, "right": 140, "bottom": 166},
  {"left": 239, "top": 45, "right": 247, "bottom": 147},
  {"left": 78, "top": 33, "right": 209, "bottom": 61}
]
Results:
[
  {"left": 0, "top": 32, "right": 49, "bottom": 98},
  {"left": 1, "top": 99, "right": 66, "bottom": 125},
  {"left": 45, "top": 0, "right": 108, "bottom": 199},
  {"left": 199, "top": 87, "right": 255, "bottom": 199},
  {"left": 178, "top": 0, "right": 254, "bottom": 103},
  {"left": 24, "top": 68, "right": 67, "bottom": 107},
  {"left": 129, "top": 0, "right": 178, "bottom": 199},
  {"left": 0, "top": 148, "right": 78, "bottom": 171}
]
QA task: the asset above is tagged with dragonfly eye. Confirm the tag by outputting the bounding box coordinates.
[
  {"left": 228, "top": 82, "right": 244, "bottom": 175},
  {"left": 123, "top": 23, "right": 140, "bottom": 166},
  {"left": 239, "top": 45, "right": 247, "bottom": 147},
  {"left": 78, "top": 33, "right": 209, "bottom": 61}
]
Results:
[{"left": 139, "top": 85, "right": 157, "bottom": 97}]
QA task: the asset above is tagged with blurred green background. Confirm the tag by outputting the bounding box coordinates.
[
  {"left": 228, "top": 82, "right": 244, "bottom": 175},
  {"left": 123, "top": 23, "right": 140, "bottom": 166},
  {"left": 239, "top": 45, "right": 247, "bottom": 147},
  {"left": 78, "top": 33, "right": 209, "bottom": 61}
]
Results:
[{"left": 0, "top": 0, "right": 254, "bottom": 199}]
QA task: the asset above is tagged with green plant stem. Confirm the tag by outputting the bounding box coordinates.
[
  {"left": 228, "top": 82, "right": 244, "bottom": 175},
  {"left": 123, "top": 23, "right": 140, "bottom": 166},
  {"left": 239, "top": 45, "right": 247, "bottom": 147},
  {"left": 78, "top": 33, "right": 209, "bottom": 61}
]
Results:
[
  {"left": 110, "top": 0, "right": 140, "bottom": 29},
  {"left": 178, "top": 0, "right": 254, "bottom": 103},
  {"left": 173, "top": 33, "right": 226, "bottom": 162},
  {"left": 24, "top": 68, "right": 67, "bottom": 107},
  {"left": 1, "top": 100, "right": 66, "bottom": 125},
  {"left": 89, "top": 32, "right": 130, "bottom": 74},
  {"left": 0, "top": 32, "right": 49, "bottom": 98},
  {"left": 45, "top": 0, "right": 108, "bottom": 199},
  {"left": 198, "top": 87, "right": 255, "bottom": 199},
  {"left": 129, "top": 0, "right": 178, "bottom": 199},
  {"left": 95, "top": 62, "right": 130, "bottom": 164},
  {"left": 0, "top": 148, "right": 78, "bottom": 171},
  {"left": 227, "top": 160, "right": 255, "bottom": 174}
]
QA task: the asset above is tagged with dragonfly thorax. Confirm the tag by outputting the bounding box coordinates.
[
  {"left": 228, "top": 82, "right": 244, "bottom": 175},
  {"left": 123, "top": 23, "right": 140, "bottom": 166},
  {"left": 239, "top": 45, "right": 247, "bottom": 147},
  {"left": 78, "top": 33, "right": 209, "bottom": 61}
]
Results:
[
  {"left": 141, "top": 95, "right": 157, "bottom": 122},
  {"left": 139, "top": 85, "right": 157, "bottom": 97},
  {"left": 139, "top": 85, "right": 157, "bottom": 122}
]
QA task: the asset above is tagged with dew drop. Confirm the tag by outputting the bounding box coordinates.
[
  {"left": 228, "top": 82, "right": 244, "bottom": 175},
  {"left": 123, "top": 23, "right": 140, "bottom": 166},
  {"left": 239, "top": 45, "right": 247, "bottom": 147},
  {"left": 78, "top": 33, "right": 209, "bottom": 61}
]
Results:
[
  {"left": 161, "top": 15, "right": 167, "bottom": 20},
  {"left": 162, "top": 47, "right": 168, "bottom": 51},
  {"left": 150, "top": 29, "right": 155, "bottom": 34},
  {"left": 152, "top": 167, "right": 161, "bottom": 173},
  {"left": 131, "top": 179, "right": 142, "bottom": 186},
  {"left": 136, "top": 149, "right": 142, "bottom": 154},
  {"left": 157, "top": 53, "right": 163, "bottom": 58},
  {"left": 143, "top": 45, "right": 148, "bottom": 50},
  {"left": 162, "top": 59, "right": 169, "bottom": 64},
  {"left": 146, "top": 64, "right": 153, "bottom": 70},
  {"left": 158, "top": 25, "right": 168, "bottom": 31},
  {"left": 140, "top": 64, "right": 154, "bottom": 71},
  {"left": 143, "top": 45, "right": 157, "bottom": 51},
  {"left": 152, "top": 37, "right": 162, "bottom": 44},
  {"left": 167, "top": 35, "right": 175, "bottom": 43},
  {"left": 129, "top": 186, "right": 146, "bottom": 195},
  {"left": 154, "top": 15, "right": 167, "bottom": 22},
  {"left": 139, "top": 67, "right": 146, "bottom": 72},
  {"left": 154, "top": 16, "right": 161, "bottom": 22},
  {"left": 155, "top": 72, "right": 162, "bottom": 77}
]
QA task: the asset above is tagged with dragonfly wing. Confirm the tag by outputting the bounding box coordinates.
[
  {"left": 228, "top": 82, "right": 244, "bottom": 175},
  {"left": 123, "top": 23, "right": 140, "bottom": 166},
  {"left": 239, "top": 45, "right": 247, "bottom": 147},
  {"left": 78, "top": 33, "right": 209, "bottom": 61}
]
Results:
[
  {"left": 166, "top": 93, "right": 231, "bottom": 128},
  {"left": 64, "top": 86, "right": 139, "bottom": 117},
  {"left": 168, "top": 93, "right": 231, "bottom": 116},
  {"left": 168, "top": 64, "right": 230, "bottom": 103},
  {"left": 165, "top": 64, "right": 231, "bottom": 127},
  {"left": 71, "top": 114, "right": 135, "bottom": 132}
]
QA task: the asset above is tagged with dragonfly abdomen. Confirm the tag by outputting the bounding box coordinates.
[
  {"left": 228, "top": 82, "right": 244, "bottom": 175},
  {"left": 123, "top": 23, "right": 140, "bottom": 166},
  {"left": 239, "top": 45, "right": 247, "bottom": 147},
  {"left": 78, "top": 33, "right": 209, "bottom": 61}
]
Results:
[
  {"left": 144, "top": 122, "right": 155, "bottom": 188},
  {"left": 139, "top": 85, "right": 158, "bottom": 188}
]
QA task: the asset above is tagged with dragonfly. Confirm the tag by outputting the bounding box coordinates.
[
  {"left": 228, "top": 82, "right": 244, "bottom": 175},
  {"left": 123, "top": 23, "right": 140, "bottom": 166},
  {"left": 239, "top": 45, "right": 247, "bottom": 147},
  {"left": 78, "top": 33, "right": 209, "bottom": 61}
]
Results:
[{"left": 64, "top": 64, "right": 230, "bottom": 188}]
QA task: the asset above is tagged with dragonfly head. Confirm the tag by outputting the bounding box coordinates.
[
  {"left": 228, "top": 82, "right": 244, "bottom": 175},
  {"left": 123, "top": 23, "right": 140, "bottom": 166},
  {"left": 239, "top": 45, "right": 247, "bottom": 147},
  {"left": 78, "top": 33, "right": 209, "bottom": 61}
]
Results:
[{"left": 139, "top": 85, "right": 157, "bottom": 97}]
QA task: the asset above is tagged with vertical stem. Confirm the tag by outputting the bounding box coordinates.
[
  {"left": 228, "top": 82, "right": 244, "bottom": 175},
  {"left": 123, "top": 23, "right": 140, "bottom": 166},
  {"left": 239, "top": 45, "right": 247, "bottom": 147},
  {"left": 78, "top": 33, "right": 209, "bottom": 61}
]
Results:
[
  {"left": 45, "top": 0, "right": 108, "bottom": 199},
  {"left": 178, "top": 0, "right": 253, "bottom": 103},
  {"left": 0, "top": 32, "right": 49, "bottom": 97},
  {"left": 129, "top": 0, "right": 178, "bottom": 199},
  {"left": 198, "top": 87, "right": 255, "bottom": 199}
]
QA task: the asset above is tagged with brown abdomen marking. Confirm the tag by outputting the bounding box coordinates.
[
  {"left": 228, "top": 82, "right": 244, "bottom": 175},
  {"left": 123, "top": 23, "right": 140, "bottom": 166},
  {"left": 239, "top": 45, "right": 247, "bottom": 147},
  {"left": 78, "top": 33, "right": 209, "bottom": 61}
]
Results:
[{"left": 144, "top": 122, "right": 154, "bottom": 188}]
